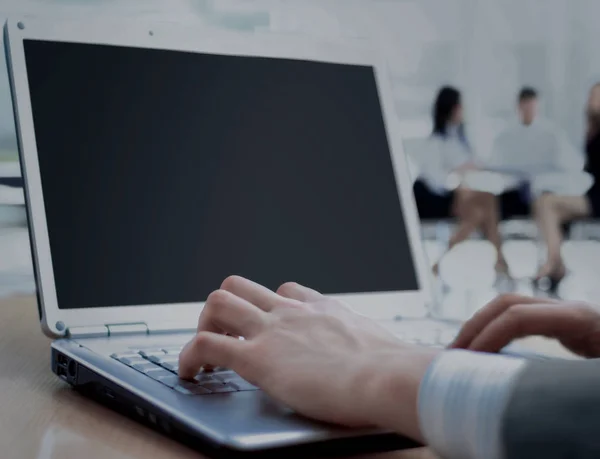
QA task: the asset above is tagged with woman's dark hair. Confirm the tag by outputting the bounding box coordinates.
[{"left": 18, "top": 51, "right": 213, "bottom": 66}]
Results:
[
  {"left": 587, "top": 83, "right": 600, "bottom": 140},
  {"left": 433, "top": 86, "right": 460, "bottom": 136},
  {"left": 432, "top": 86, "right": 467, "bottom": 144}
]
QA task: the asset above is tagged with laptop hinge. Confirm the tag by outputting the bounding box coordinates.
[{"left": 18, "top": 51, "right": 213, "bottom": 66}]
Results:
[
  {"left": 67, "top": 323, "right": 149, "bottom": 338},
  {"left": 68, "top": 325, "right": 109, "bottom": 338},
  {"left": 106, "top": 323, "right": 149, "bottom": 337}
]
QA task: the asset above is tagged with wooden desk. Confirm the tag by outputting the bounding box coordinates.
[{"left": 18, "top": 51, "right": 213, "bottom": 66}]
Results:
[{"left": 0, "top": 296, "right": 436, "bottom": 459}]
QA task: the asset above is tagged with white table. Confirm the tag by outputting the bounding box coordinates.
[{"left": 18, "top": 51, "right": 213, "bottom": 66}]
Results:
[
  {"left": 451, "top": 170, "right": 594, "bottom": 198},
  {"left": 451, "top": 170, "right": 521, "bottom": 195}
]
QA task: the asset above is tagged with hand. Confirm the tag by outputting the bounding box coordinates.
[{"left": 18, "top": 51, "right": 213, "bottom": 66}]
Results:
[
  {"left": 450, "top": 294, "right": 600, "bottom": 358},
  {"left": 179, "top": 276, "right": 438, "bottom": 442}
]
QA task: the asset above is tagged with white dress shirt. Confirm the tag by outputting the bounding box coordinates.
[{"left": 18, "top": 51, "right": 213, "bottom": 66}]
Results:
[
  {"left": 415, "top": 129, "right": 474, "bottom": 195},
  {"left": 488, "top": 118, "right": 584, "bottom": 176},
  {"left": 418, "top": 350, "right": 527, "bottom": 459}
]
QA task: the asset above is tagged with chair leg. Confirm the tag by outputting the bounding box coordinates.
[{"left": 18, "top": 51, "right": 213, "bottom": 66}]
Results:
[{"left": 435, "top": 221, "right": 451, "bottom": 251}]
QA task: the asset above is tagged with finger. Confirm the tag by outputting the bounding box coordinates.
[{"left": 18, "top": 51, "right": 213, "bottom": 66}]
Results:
[
  {"left": 221, "top": 275, "right": 299, "bottom": 311},
  {"left": 450, "top": 294, "right": 559, "bottom": 349},
  {"left": 179, "top": 332, "right": 246, "bottom": 380},
  {"left": 276, "top": 282, "right": 323, "bottom": 302},
  {"left": 197, "top": 290, "right": 268, "bottom": 338},
  {"left": 468, "top": 303, "right": 587, "bottom": 353}
]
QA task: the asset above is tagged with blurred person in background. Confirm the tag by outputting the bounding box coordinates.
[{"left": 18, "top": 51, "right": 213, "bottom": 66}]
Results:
[
  {"left": 490, "top": 87, "right": 583, "bottom": 222},
  {"left": 533, "top": 83, "right": 600, "bottom": 287},
  {"left": 413, "top": 86, "right": 507, "bottom": 275}
]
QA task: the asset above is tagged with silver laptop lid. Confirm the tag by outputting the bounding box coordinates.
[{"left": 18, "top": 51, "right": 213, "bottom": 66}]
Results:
[{"left": 5, "top": 18, "right": 432, "bottom": 338}]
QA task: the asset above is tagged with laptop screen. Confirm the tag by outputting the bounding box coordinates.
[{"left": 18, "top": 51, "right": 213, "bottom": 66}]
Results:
[{"left": 23, "top": 39, "right": 419, "bottom": 310}]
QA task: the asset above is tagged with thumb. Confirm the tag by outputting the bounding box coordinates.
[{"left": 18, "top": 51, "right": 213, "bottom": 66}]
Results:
[{"left": 468, "top": 303, "right": 590, "bottom": 353}]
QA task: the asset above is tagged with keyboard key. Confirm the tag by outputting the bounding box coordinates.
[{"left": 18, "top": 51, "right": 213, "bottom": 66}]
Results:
[
  {"left": 120, "top": 356, "right": 147, "bottom": 366},
  {"left": 111, "top": 352, "right": 139, "bottom": 360},
  {"left": 150, "top": 355, "right": 179, "bottom": 365},
  {"left": 162, "top": 362, "right": 179, "bottom": 373},
  {"left": 139, "top": 350, "right": 166, "bottom": 359},
  {"left": 132, "top": 362, "right": 161, "bottom": 373},
  {"left": 155, "top": 375, "right": 181, "bottom": 388},
  {"left": 200, "top": 382, "right": 238, "bottom": 393},
  {"left": 228, "top": 380, "right": 259, "bottom": 392},
  {"left": 194, "top": 374, "right": 218, "bottom": 384},
  {"left": 146, "top": 368, "right": 177, "bottom": 381},
  {"left": 175, "top": 381, "right": 211, "bottom": 395},
  {"left": 213, "top": 373, "right": 238, "bottom": 383}
]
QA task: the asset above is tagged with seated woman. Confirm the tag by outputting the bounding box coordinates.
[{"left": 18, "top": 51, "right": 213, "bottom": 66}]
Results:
[
  {"left": 534, "top": 82, "right": 600, "bottom": 286},
  {"left": 413, "top": 86, "right": 507, "bottom": 275}
]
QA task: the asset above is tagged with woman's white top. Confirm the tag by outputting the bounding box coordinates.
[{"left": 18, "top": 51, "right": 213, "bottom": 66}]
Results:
[{"left": 414, "top": 128, "right": 473, "bottom": 195}]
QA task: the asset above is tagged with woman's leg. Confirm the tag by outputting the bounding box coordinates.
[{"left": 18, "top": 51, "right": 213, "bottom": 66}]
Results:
[
  {"left": 432, "top": 188, "right": 487, "bottom": 274},
  {"left": 533, "top": 194, "right": 591, "bottom": 279},
  {"left": 478, "top": 193, "right": 508, "bottom": 272}
]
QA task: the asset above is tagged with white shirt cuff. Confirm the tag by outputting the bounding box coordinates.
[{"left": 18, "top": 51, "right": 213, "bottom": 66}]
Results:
[{"left": 418, "top": 350, "right": 527, "bottom": 459}]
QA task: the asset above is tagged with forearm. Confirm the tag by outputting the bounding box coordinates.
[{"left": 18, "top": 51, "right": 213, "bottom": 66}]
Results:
[
  {"left": 357, "top": 349, "right": 529, "bottom": 459},
  {"left": 364, "top": 349, "right": 527, "bottom": 459}
]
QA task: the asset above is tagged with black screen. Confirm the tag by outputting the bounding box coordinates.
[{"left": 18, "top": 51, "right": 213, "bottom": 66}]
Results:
[{"left": 23, "top": 39, "right": 419, "bottom": 309}]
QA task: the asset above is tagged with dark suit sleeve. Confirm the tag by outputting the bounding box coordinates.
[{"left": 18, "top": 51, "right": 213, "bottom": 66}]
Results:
[{"left": 502, "top": 359, "right": 600, "bottom": 458}]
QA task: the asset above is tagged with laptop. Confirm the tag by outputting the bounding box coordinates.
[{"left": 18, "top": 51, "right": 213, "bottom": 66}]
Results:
[{"left": 4, "top": 16, "right": 438, "bottom": 458}]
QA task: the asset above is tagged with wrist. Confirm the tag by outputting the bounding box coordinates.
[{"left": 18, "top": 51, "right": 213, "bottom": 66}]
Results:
[{"left": 358, "top": 347, "right": 440, "bottom": 443}]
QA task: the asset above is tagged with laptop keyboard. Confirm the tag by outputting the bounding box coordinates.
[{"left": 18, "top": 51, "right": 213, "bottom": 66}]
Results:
[
  {"left": 111, "top": 327, "right": 458, "bottom": 395},
  {"left": 111, "top": 346, "right": 259, "bottom": 396}
]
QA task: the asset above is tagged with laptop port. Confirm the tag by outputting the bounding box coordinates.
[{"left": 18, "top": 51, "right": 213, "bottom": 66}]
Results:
[
  {"left": 67, "top": 360, "right": 77, "bottom": 379},
  {"left": 57, "top": 366, "right": 67, "bottom": 380},
  {"left": 57, "top": 354, "right": 68, "bottom": 366}
]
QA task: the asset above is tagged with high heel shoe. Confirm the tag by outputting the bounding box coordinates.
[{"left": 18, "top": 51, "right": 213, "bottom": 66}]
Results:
[{"left": 533, "top": 266, "right": 567, "bottom": 294}]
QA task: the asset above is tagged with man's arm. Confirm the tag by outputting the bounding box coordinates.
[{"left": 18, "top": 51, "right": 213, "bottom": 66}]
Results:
[
  {"left": 418, "top": 350, "right": 526, "bottom": 459},
  {"left": 449, "top": 295, "right": 600, "bottom": 458},
  {"left": 502, "top": 359, "right": 600, "bottom": 459}
]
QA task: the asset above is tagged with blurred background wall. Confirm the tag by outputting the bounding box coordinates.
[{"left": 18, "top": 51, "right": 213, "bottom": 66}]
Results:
[{"left": 0, "top": 0, "right": 599, "bottom": 162}]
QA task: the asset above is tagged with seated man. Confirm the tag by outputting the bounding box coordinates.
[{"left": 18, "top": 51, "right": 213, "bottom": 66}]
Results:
[{"left": 488, "top": 87, "right": 583, "bottom": 219}]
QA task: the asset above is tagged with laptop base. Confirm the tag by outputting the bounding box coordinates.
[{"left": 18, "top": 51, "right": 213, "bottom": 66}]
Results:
[{"left": 52, "top": 339, "right": 420, "bottom": 458}]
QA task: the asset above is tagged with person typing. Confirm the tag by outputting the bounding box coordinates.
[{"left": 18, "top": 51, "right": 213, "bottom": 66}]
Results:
[{"left": 180, "top": 276, "right": 600, "bottom": 459}]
